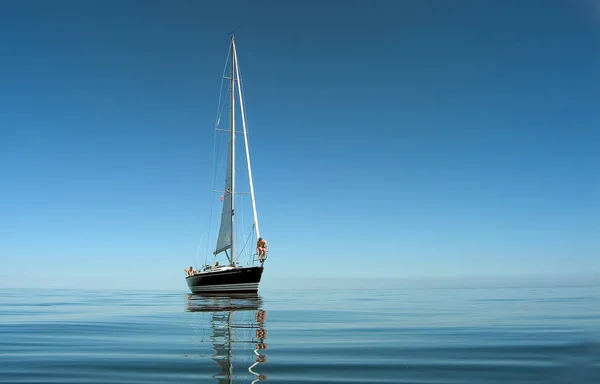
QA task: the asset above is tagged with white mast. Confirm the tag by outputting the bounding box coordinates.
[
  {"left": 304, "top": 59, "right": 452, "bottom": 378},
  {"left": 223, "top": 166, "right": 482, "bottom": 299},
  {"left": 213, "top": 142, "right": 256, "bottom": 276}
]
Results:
[
  {"left": 232, "top": 39, "right": 260, "bottom": 240},
  {"left": 229, "top": 35, "right": 236, "bottom": 266}
]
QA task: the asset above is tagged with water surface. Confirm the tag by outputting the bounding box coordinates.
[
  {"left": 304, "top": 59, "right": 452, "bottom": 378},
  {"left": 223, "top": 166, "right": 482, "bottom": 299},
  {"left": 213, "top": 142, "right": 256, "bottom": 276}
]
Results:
[{"left": 1, "top": 285, "right": 599, "bottom": 383}]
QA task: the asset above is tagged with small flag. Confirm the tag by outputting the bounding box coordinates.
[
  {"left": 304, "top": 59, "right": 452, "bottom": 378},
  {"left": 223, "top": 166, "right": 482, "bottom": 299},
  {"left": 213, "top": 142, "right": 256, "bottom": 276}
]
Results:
[{"left": 220, "top": 195, "right": 224, "bottom": 201}]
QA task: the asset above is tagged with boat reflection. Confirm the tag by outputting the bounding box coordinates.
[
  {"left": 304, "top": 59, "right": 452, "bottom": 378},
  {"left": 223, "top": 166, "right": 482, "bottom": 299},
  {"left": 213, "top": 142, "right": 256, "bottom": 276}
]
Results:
[{"left": 185, "top": 293, "right": 268, "bottom": 383}]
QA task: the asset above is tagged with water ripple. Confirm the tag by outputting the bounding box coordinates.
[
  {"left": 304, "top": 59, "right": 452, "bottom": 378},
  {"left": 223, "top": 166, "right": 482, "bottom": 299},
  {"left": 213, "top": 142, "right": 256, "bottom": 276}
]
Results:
[{"left": 0, "top": 287, "right": 598, "bottom": 383}]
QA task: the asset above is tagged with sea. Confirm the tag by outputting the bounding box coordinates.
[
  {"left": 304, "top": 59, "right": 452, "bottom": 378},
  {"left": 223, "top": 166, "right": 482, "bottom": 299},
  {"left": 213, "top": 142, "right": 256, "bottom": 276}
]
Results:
[{"left": 1, "top": 281, "right": 599, "bottom": 384}]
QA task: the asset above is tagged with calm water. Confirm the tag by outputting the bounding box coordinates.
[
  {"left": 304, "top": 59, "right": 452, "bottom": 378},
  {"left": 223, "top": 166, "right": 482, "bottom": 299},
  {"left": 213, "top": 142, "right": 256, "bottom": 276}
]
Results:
[{"left": 1, "top": 285, "right": 599, "bottom": 383}]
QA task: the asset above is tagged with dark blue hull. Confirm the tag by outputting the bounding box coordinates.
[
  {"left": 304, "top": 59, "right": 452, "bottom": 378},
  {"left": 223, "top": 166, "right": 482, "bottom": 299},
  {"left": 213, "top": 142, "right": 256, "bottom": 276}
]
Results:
[{"left": 185, "top": 266, "right": 263, "bottom": 293}]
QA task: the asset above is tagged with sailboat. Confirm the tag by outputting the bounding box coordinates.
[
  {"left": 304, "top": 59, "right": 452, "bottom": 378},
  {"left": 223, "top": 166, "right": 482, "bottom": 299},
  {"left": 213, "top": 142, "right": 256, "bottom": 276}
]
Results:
[{"left": 186, "top": 35, "right": 266, "bottom": 294}]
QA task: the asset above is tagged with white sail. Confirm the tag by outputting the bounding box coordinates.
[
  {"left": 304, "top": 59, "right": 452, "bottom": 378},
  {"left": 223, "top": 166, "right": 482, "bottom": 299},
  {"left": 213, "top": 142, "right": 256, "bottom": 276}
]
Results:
[
  {"left": 214, "top": 37, "right": 237, "bottom": 258},
  {"left": 214, "top": 132, "right": 234, "bottom": 255}
]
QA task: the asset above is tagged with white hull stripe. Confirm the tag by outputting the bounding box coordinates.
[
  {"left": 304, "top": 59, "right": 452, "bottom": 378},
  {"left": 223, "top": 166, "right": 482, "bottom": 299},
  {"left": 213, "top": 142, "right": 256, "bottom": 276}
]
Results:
[{"left": 190, "top": 282, "right": 259, "bottom": 292}]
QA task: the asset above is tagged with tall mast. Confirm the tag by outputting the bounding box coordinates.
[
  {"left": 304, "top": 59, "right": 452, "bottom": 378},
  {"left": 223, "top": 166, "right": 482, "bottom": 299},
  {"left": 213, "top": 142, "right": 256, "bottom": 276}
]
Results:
[
  {"left": 229, "top": 35, "right": 236, "bottom": 266},
  {"left": 232, "top": 39, "right": 260, "bottom": 239}
]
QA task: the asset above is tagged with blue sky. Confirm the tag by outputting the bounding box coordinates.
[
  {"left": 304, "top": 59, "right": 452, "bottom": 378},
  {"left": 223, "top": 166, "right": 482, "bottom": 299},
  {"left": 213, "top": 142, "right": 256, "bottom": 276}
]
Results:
[{"left": 1, "top": 0, "right": 599, "bottom": 290}]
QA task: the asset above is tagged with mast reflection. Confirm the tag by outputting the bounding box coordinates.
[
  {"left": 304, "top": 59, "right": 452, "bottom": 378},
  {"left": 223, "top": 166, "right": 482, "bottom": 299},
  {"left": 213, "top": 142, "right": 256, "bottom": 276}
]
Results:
[{"left": 185, "top": 293, "right": 268, "bottom": 383}]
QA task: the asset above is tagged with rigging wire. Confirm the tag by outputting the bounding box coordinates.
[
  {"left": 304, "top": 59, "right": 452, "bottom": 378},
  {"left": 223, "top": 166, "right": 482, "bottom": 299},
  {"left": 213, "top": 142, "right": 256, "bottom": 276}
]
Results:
[
  {"left": 204, "top": 42, "right": 233, "bottom": 266},
  {"left": 233, "top": 46, "right": 260, "bottom": 266},
  {"left": 194, "top": 233, "right": 204, "bottom": 269},
  {"left": 237, "top": 224, "right": 256, "bottom": 265},
  {"left": 240, "top": 188, "right": 246, "bottom": 264},
  {"left": 203, "top": 40, "right": 259, "bottom": 267},
  {"left": 234, "top": 43, "right": 260, "bottom": 244}
]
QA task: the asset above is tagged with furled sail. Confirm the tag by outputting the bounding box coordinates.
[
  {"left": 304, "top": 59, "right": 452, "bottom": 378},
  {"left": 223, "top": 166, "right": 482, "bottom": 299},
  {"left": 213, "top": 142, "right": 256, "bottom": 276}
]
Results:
[{"left": 214, "top": 132, "right": 234, "bottom": 255}]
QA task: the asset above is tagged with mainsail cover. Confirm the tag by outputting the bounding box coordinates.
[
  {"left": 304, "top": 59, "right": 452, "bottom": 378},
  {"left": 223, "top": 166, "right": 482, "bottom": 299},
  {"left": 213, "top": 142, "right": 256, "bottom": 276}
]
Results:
[{"left": 214, "top": 133, "right": 234, "bottom": 255}]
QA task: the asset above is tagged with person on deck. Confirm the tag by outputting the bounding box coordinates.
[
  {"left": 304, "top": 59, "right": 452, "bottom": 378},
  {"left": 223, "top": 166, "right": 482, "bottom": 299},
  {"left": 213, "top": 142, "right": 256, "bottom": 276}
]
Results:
[
  {"left": 256, "top": 237, "right": 268, "bottom": 262},
  {"left": 185, "top": 266, "right": 196, "bottom": 276}
]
